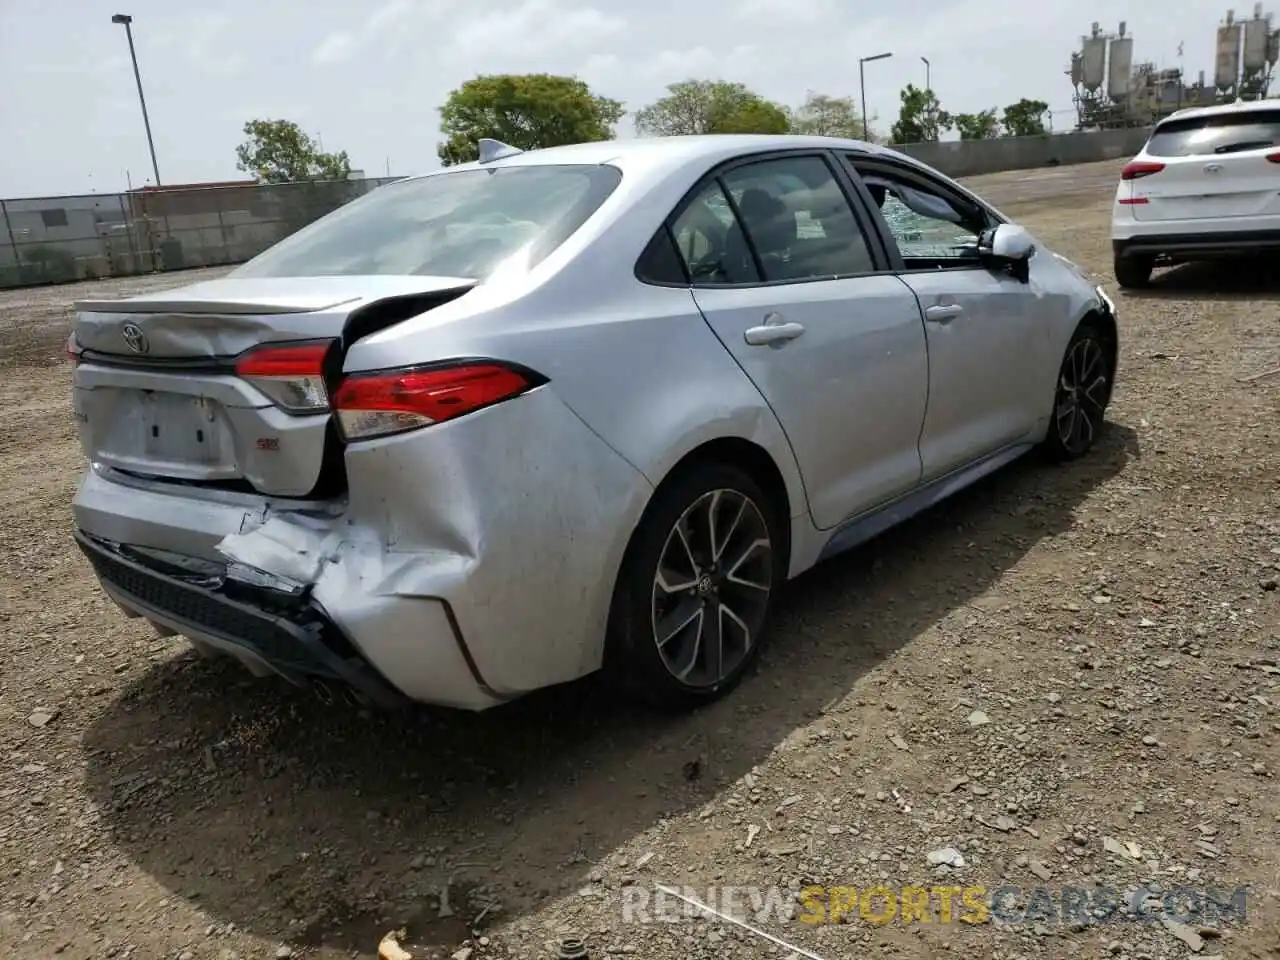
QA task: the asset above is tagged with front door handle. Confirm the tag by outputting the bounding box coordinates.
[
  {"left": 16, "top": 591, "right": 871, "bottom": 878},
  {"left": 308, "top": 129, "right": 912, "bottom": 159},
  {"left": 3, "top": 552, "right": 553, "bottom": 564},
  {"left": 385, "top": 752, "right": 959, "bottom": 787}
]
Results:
[
  {"left": 744, "top": 315, "right": 806, "bottom": 346},
  {"left": 924, "top": 303, "right": 964, "bottom": 323}
]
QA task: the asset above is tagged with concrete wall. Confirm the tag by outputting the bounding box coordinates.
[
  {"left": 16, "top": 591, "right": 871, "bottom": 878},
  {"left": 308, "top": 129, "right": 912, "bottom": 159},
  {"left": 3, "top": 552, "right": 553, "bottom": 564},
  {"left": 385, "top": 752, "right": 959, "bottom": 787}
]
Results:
[{"left": 893, "top": 127, "right": 1152, "bottom": 179}]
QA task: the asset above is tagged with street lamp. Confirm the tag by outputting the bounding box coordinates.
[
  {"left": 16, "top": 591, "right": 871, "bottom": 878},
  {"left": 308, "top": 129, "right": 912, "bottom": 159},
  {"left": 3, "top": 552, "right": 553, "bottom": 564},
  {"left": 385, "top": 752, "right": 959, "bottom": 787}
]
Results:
[
  {"left": 921, "top": 56, "right": 931, "bottom": 93},
  {"left": 111, "top": 14, "right": 162, "bottom": 188},
  {"left": 859, "top": 52, "right": 893, "bottom": 141}
]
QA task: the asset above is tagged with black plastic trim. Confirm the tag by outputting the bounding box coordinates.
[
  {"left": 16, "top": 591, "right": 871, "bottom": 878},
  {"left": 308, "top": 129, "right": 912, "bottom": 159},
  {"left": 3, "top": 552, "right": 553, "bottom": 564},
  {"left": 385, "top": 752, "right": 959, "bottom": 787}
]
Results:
[
  {"left": 74, "top": 529, "right": 411, "bottom": 708},
  {"left": 1113, "top": 230, "right": 1280, "bottom": 260}
]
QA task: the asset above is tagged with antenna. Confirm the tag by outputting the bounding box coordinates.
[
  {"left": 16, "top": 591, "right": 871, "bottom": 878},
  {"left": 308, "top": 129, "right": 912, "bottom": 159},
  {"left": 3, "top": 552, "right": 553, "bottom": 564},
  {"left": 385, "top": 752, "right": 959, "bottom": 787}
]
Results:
[{"left": 477, "top": 138, "right": 524, "bottom": 163}]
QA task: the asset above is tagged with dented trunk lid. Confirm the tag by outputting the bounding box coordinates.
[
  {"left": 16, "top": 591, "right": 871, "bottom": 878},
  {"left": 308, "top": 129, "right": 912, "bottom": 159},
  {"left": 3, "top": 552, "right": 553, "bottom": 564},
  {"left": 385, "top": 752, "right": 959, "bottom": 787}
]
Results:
[{"left": 71, "top": 275, "right": 475, "bottom": 498}]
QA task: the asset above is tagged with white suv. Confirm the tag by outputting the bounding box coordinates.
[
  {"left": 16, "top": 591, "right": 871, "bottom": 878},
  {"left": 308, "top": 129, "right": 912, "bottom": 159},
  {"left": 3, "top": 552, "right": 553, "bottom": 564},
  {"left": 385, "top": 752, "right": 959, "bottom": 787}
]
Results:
[{"left": 1111, "top": 99, "right": 1280, "bottom": 288}]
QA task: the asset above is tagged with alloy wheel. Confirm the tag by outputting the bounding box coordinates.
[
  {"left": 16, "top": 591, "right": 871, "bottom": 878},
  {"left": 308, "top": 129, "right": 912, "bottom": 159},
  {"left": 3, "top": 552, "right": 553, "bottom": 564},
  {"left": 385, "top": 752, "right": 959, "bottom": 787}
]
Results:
[
  {"left": 650, "top": 489, "right": 774, "bottom": 688},
  {"left": 1055, "top": 336, "right": 1109, "bottom": 455}
]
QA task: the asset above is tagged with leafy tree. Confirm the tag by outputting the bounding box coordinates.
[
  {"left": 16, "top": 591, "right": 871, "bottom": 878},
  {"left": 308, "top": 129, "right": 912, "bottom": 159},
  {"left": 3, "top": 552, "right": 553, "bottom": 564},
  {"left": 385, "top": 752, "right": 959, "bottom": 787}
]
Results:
[
  {"left": 954, "top": 109, "right": 1001, "bottom": 140},
  {"left": 235, "top": 119, "right": 352, "bottom": 183},
  {"left": 1001, "top": 98, "right": 1050, "bottom": 138},
  {"left": 634, "top": 80, "right": 790, "bottom": 136},
  {"left": 889, "top": 84, "right": 952, "bottom": 144},
  {"left": 436, "top": 74, "right": 624, "bottom": 166},
  {"left": 788, "top": 90, "right": 866, "bottom": 139}
]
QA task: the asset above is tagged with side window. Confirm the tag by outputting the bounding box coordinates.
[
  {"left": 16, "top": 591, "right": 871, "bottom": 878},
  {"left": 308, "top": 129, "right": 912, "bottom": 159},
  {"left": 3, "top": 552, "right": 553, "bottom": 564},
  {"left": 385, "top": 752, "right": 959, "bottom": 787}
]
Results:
[
  {"left": 669, "top": 181, "right": 760, "bottom": 284},
  {"left": 721, "top": 156, "right": 876, "bottom": 282},
  {"left": 636, "top": 226, "right": 688, "bottom": 284},
  {"left": 850, "top": 161, "right": 987, "bottom": 266}
]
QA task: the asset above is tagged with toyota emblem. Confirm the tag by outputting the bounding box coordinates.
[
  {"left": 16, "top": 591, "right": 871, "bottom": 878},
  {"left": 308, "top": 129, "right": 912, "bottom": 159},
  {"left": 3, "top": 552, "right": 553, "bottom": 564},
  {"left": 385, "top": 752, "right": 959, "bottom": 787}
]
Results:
[{"left": 121, "top": 322, "right": 149, "bottom": 354}]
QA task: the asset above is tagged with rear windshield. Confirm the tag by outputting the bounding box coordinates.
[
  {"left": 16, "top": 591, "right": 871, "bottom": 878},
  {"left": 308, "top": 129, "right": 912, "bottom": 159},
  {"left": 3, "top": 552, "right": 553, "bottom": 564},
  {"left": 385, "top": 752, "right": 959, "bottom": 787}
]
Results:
[
  {"left": 1145, "top": 108, "right": 1280, "bottom": 157},
  {"left": 231, "top": 164, "right": 622, "bottom": 280}
]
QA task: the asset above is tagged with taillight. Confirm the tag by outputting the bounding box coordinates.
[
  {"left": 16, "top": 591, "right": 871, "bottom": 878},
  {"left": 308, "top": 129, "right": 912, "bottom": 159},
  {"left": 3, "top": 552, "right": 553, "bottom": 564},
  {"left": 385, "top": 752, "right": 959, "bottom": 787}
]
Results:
[
  {"left": 332, "top": 361, "right": 543, "bottom": 442},
  {"left": 234, "top": 340, "right": 334, "bottom": 414},
  {"left": 1267, "top": 152, "right": 1280, "bottom": 163},
  {"left": 1121, "top": 161, "right": 1165, "bottom": 181},
  {"left": 66, "top": 334, "right": 80, "bottom": 366}
]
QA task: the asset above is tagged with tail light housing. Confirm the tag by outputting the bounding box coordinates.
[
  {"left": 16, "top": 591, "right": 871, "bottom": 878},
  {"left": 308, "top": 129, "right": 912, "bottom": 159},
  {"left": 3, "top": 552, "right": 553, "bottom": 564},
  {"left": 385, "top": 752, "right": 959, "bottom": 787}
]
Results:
[
  {"left": 1267, "top": 152, "right": 1280, "bottom": 163},
  {"left": 1121, "top": 161, "right": 1165, "bottom": 181},
  {"left": 332, "top": 361, "right": 544, "bottom": 441},
  {"left": 235, "top": 340, "right": 335, "bottom": 413}
]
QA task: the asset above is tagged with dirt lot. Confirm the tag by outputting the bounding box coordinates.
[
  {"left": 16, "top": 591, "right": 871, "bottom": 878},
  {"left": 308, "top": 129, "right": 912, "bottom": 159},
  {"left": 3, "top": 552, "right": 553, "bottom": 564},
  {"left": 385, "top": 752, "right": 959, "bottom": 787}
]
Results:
[{"left": 1, "top": 159, "right": 1277, "bottom": 960}]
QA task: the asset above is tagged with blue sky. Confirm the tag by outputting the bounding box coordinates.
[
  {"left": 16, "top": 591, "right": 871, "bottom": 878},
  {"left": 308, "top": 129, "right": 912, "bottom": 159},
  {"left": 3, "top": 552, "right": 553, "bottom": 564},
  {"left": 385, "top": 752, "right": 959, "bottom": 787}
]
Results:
[{"left": 0, "top": 0, "right": 1242, "bottom": 197}]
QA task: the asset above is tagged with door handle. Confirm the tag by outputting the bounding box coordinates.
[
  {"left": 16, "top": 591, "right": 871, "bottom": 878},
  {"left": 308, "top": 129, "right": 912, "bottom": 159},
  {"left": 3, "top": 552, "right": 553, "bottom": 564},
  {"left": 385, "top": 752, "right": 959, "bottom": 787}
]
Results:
[
  {"left": 744, "top": 317, "right": 806, "bottom": 346},
  {"left": 924, "top": 304, "right": 963, "bottom": 323}
]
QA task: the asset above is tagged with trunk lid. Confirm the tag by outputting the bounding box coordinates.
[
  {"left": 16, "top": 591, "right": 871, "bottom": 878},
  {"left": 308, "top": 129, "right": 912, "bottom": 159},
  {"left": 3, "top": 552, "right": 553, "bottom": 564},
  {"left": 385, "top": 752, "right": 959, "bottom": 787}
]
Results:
[{"left": 71, "top": 275, "right": 475, "bottom": 498}]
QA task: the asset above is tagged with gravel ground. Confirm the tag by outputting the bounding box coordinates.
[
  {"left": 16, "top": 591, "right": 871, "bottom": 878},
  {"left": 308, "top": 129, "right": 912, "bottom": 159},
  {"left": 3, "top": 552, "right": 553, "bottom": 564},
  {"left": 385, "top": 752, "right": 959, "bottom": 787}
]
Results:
[{"left": 1, "top": 159, "right": 1278, "bottom": 960}]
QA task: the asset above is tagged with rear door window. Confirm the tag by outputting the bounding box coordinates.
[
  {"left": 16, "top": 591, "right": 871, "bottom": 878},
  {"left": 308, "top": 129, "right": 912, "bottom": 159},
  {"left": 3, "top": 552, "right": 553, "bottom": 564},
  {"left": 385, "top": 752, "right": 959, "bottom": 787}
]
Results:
[{"left": 1145, "top": 109, "right": 1280, "bottom": 157}]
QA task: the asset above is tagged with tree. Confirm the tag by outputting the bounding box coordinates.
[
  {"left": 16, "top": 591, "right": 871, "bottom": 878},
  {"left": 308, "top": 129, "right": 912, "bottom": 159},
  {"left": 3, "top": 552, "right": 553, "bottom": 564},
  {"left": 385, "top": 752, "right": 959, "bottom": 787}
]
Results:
[
  {"left": 436, "top": 74, "right": 624, "bottom": 166},
  {"left": 235, "top": 119, "right": 352, "bottom": 183},
  {"left": 788, "top": 91, "right": 865, "bottom": 139},
  {"left": 889, "top": 84, "right": 952, "bottom": 144},
  {"left": 1001, "top": 98, "right": 1050, "bottom": 138},
  {"left": 634, "top": 80, "right": 790, "bottom": 137},
  {"left": 954, "top": 109, "right": 1001, "bottom": 140}
]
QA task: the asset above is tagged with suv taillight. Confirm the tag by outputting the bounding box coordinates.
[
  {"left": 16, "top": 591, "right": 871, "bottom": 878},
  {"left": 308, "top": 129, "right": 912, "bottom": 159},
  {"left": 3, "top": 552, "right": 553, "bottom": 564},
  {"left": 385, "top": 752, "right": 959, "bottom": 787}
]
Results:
[
  {"left": 1121, "top": 161, "right": 1165, "bottom": 181},
  {"left": 332, "top": 361, "right": 544, "bottom": 442},
  {"left": 234, "top": 340, "right": 335, "bottom": 414}
]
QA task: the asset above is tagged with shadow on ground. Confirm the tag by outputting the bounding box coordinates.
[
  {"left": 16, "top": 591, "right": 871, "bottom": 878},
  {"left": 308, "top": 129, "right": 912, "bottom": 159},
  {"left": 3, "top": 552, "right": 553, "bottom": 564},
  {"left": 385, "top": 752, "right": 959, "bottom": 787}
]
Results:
[
  {"left": 1121, "top": 256, "right": 1280, "bottom": 301},
  {"left": 83, "top": 426, "right": 1139, "bottom": 957}
]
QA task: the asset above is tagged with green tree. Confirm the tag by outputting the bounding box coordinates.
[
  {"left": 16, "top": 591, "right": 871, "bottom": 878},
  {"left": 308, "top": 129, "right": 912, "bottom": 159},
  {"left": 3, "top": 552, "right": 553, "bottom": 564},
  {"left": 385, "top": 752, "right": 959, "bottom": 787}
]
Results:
[
  {"left": 235, "top": 119, "right": 352, "bottom": 183},
  {"left": 889, "top": 84, "right": 952, "bottom": 144},
  {"left": 788, "top": 90, "right": 866, "bottom": 139},
  {"left": 954, "top": 109, "right": 1001, "bottom": 140},
  {"left": 1001, "top": 98, "right": 1050, "bottom": 137},
  {"left": 634, "top": 80, "right": 790, "bottom": 136},
  {"left": 436, "top": 74, "right": 624, "bottom": 166}
]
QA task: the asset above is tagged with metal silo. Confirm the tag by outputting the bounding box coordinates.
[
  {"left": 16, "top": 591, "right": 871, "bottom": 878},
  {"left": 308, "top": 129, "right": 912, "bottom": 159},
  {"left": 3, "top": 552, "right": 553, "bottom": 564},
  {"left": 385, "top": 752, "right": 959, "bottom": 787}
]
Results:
[
  {"left": 1243, "top": 5, "right": 1271, "bottom": 69},
  {"left": 1108, "top": 25, "right": 1134, "bottom": 100},
  {"left": 1216, "top": 11, "right": 1243, "bottom": 91},
  {"left": 1081, "top": 31, "right": 1108, "bottom": 92}
]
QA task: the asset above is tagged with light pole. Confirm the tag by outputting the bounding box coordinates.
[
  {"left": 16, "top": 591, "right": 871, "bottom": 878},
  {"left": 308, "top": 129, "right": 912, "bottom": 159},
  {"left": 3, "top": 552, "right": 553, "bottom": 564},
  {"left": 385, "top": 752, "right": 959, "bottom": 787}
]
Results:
[
  {"left": 921, "top": 56, "right": 931, "bottom": 92},
  {"left": 111, "top": 14, "right": 162, "bottom": 188},
  {"left": 859, "top": 52, "right": 893, "bottom": 141}
]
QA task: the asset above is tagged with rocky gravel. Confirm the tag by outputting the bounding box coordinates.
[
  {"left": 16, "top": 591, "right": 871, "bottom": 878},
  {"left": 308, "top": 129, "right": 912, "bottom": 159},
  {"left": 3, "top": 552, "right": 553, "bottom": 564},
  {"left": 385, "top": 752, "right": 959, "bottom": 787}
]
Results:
[{"left": 0, "top": 162, "right": 1277, "bottom": 960}]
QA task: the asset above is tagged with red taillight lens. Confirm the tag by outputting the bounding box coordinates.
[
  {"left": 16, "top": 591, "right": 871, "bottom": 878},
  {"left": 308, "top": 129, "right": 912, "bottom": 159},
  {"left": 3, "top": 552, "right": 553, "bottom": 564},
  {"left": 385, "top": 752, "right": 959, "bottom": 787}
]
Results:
[
  {"left": 234, "top": 340, "right": 334, "bottom": 414},
  {"left": 1267, "top": 151, "right": 1280, "bottom": 163},
  {"left": 1121, "top": 161, "right": 1165, "bottom": 181},
  {"left": 332, "top": 362, "right": 540, "bottom": 441}
]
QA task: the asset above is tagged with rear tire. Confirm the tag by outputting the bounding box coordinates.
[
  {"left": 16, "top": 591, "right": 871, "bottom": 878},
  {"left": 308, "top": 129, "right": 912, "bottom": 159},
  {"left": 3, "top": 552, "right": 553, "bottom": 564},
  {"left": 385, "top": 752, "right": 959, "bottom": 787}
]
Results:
[
  {"left": 1113, "top": 254, "right": 1153, "bottom": 289},
  {"left": 605, "top": 462, "right": 784, "bottom": 711},
  {"left": 1042, "top": 321, "right": 1114, "bottom": 462}
]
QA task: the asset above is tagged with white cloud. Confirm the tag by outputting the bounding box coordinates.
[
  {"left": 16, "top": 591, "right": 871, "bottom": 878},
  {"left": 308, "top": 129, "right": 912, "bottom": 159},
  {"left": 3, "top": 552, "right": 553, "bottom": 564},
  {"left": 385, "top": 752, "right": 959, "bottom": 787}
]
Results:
[
  {"left": 313, "top": 31, "right": 356, "bottom": 64},
  {"left": 448, "top": 0, "right": 627, "bottom": 60}
]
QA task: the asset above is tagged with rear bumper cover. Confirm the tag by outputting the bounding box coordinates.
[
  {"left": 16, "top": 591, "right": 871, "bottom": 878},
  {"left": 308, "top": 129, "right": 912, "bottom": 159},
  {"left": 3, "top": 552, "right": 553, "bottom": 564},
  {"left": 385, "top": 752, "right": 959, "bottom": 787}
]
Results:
[
  {"left": 1113, "top": 229, "right": 1280, "bottom": 261},
  {"left": 74, "top": 529, "right": 412, "bottom": 708}
]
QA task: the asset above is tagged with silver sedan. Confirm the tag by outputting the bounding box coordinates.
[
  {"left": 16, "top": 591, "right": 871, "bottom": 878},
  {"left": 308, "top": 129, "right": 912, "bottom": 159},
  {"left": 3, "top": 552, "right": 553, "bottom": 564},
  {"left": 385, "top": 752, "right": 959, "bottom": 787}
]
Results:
[{"left": 68, "top": 134, "right": 1118, "bottom": 712}]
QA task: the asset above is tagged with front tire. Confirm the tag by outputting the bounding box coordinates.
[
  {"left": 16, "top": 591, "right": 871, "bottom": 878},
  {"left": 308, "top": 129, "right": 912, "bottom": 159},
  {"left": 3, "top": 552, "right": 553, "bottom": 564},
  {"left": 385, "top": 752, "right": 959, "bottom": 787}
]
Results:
[
  {"left": 1042, "top": 322, "right": 1114, "bottom": 462},
  {"left": 1113, "top": 253, "right": 1153, "bottom": 289},
  {"left": 605, "top": 462, "right": 784, "bottom": 711}
]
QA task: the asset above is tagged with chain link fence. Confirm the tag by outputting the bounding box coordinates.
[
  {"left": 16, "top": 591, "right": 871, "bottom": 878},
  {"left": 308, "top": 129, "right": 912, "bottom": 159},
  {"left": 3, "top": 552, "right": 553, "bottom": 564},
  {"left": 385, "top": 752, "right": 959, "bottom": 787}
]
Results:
[{"left": 0, "top": 176, "right": 401, "bottom": 290}]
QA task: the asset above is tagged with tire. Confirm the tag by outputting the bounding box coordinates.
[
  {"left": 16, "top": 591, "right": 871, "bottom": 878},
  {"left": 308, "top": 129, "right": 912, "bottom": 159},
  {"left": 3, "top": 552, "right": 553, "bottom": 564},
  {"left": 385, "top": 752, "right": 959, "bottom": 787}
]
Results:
[
  {"left": 1042, "top": 321, "right": 1114, "bottom": 462},
  {"left": 1113, "top": 253, "right": 1153, "bottom": 289},
  {"left": 605, "top": 461, "right": 785, "bottom": 711}
]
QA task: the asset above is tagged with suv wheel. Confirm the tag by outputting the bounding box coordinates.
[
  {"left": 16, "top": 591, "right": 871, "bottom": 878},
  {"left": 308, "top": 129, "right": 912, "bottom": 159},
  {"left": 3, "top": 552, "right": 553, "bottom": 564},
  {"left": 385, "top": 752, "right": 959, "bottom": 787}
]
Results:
[
  {"left": 1113, "top": 254, "right": 1153, "bottom": 289},
  {"left": 606, "top": 462, "right": 784, "bottom": 710}
]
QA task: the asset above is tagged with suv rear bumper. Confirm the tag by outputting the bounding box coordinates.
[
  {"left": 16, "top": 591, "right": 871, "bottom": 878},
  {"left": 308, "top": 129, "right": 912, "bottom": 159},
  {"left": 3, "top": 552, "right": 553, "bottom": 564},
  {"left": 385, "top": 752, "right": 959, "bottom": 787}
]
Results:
[{"left": 1113, "top": 229, "right": 1280, "bottom": 261}]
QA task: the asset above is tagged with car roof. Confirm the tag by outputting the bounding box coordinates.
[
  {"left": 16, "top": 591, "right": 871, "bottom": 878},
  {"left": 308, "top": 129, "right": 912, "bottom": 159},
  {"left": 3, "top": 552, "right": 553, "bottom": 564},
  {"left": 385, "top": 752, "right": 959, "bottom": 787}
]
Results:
[
  {"left": 398, "top": 134, "right": 899, "bottom": 183},
  {"left": 1157, "top": 97, "right": 1280, "bottom": 127}
]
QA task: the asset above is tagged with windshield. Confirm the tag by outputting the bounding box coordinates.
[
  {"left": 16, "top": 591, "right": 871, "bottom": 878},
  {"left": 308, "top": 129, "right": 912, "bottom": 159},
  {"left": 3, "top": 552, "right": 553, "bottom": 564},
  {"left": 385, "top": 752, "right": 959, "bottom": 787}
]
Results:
[
  {"left": 231, "top": 164, "right": 622, "bottom": 280},
  {"left": 1145, "top": 109, "right": 1280, "bottom": 157}
]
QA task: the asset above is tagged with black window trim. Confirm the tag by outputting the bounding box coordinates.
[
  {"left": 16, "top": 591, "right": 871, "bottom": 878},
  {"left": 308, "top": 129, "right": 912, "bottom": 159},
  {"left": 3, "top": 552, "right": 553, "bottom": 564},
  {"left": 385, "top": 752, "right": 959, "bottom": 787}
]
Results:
[
  {"left": 836, "top": 154, "right": 1005, "bottom": 275},
  {"left": 634, "top": 147, "right": 896, "bottom": 290}
]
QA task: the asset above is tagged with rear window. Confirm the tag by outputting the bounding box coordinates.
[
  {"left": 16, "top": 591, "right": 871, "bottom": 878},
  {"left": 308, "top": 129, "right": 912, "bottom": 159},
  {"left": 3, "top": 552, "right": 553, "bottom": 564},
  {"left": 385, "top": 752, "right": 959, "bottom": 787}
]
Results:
[
  {"left": 1145, "top": 108, "right": 1280, "bottom": 158},
  {"left": 231, "top": 164, "right": 622, "bottom": 281}
]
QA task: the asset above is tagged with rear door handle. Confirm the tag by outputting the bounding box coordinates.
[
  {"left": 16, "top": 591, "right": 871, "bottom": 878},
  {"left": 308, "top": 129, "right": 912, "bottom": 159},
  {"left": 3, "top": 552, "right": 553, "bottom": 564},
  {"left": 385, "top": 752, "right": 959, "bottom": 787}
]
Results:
[
  {"left": 924, "top": 304, "right": 964, "bottom": 323},
  {"left": 744, "top": 317, "right": 806, "bottom": 346}
]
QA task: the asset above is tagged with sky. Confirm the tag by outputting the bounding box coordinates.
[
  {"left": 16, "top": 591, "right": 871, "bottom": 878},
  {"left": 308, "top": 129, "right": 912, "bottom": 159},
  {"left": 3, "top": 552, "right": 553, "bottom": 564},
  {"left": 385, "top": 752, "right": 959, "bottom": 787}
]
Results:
[{"left": 0, "top": 0, "right": 1247, "bottom": 198}]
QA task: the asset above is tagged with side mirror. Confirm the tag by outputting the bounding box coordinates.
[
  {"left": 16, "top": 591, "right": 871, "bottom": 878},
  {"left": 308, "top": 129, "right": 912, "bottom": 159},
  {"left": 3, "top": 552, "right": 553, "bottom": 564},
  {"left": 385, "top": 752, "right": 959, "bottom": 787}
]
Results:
[{"left": 978, "top": 224, "right": 1036, "bottom": 282}]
